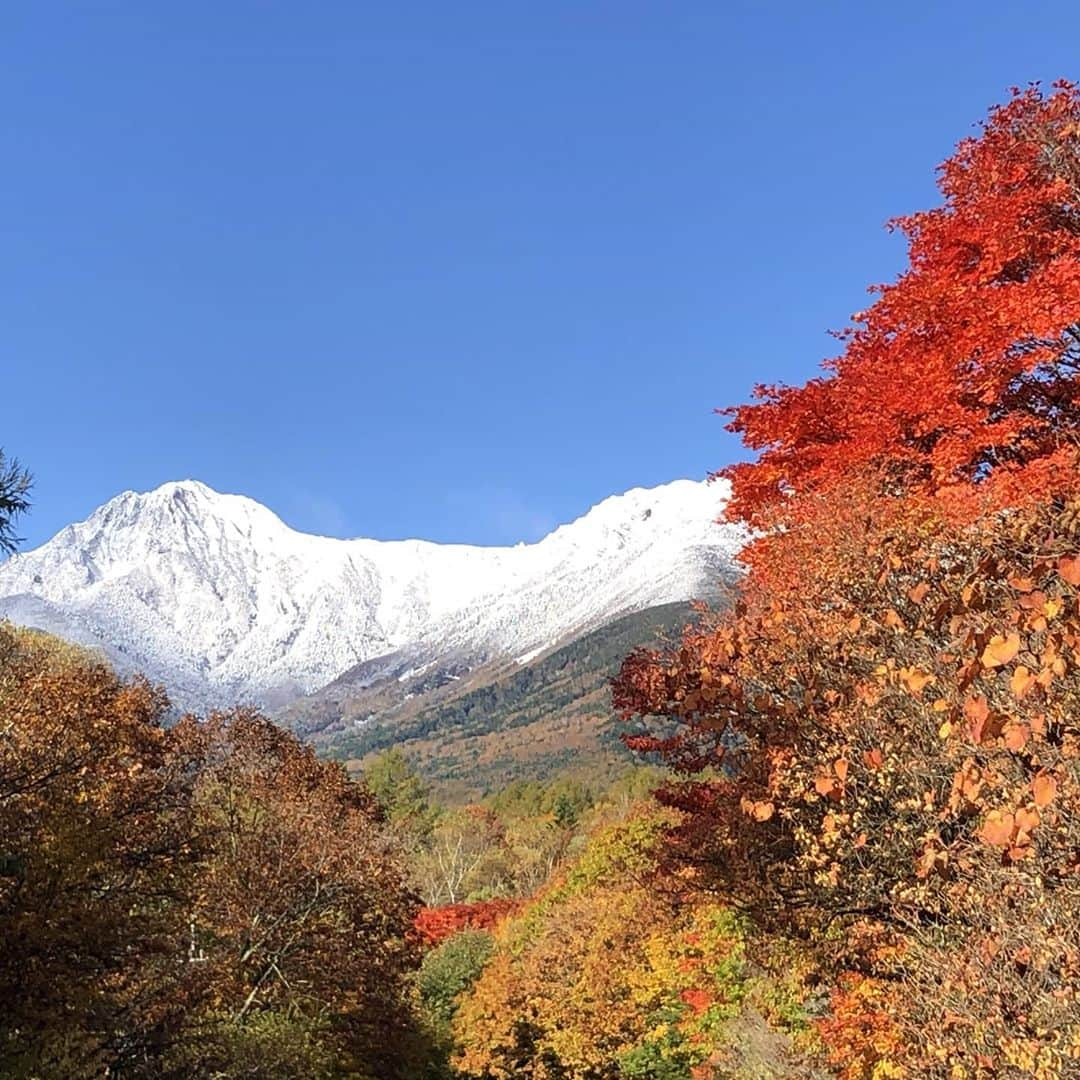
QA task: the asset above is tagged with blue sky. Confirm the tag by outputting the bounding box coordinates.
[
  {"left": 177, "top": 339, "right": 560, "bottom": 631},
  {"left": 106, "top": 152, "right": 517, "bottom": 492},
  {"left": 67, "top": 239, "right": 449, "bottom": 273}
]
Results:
[{"left": 4, "top": 2, "right": 1078, "bottom": 548}]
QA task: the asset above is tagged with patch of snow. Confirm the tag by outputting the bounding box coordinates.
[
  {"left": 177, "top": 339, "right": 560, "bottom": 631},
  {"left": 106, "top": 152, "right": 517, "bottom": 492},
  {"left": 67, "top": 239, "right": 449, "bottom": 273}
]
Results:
[{"left": 514, "top": 644, "right": 548, "bottom": 666}]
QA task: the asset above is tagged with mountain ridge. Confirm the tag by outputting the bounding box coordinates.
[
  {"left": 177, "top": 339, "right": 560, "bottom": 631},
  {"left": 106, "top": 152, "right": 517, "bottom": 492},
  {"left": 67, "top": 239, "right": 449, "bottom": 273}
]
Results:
[{"left": 0, "top": 478, "right": 746, "bottom": 709}]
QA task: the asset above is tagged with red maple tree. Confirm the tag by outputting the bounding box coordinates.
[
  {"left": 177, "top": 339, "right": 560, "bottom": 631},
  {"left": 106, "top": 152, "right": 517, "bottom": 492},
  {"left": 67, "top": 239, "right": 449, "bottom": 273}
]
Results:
[{"left": 721, "top": 82, "right": 1080, "bottom": 535}]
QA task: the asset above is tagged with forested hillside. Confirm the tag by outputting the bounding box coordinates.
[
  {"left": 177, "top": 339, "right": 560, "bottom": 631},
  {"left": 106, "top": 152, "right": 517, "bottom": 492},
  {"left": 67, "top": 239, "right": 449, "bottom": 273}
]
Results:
[{"left": 313, "top": 601, "right": 702, "bottom": 801}]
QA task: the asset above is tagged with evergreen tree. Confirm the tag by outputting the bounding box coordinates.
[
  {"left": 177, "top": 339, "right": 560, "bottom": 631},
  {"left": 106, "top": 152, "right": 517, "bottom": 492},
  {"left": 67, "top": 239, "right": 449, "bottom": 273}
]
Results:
[
  {"left": 365, "top": 748, "right": 437, "bottom": 844},
  {"left": 0, "top": 450, "right": 31, "bottom": 556}
]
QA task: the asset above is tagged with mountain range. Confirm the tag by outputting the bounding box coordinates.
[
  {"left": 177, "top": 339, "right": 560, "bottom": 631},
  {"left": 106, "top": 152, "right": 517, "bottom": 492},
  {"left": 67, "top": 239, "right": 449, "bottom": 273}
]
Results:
[{"left": 0, "top": 478, "right": 747, "bottom": 721}]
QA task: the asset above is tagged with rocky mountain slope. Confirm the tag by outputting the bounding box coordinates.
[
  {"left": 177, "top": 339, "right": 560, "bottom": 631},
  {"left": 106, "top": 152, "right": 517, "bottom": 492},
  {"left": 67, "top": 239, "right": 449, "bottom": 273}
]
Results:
[{"left": 0, "top": 478, "right": 746, "bottom": 709}]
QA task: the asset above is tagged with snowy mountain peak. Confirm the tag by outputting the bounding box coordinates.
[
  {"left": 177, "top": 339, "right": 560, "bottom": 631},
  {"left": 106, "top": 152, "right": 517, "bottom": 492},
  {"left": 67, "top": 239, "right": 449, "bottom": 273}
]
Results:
[
  {"left": 0, "top": 478, "right": 746, "bottom": 708},
  {"left": 87, "top": 479, "right": 289, "bottom": 537}
]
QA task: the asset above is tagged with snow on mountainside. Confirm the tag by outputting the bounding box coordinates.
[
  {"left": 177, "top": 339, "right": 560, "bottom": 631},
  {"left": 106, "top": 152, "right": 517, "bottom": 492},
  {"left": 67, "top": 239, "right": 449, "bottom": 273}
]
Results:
[{"left": 0, "top": 479, "right": 747, "bottom": 707}]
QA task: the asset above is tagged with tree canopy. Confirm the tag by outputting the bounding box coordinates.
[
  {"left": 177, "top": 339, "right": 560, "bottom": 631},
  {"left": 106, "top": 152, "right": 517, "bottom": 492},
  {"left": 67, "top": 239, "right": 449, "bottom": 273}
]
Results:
[
  {"left": 613, "top": 83, "right": 1080, "bottom": 1078},
  {"left": 721, "top": 83, "right": 1080, "bottom": 534}
]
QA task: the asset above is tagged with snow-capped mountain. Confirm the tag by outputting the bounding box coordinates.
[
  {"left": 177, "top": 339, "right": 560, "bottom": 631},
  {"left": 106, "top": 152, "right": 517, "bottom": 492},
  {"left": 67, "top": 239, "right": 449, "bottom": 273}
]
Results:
[{"left": 0, "top": 479, "right": 746, "bottom": 708}]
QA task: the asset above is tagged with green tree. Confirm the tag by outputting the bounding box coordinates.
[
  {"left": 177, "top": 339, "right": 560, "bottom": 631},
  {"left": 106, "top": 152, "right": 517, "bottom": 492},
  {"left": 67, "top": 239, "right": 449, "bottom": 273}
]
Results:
[
  {"left": 552, "top": 791, "right": 580, "bottom": 831},
  {"left": 364, "top": 748, "right": 437, "bottom": 845},
  {"left": 417, "top": 929, "right": 495, "bottom": 1025},
  {"left": 0, "top": 450, "right": 31, "bottom": 556}
]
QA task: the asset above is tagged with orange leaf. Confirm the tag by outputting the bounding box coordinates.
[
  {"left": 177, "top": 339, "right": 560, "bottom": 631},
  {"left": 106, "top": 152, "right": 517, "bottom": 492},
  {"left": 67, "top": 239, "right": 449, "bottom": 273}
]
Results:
[
  {"left": 1014, "top": 806, "right": 1040, "bottom": 838},
  {"left": 981, "top": 632, "right": 1020, "bottom": 669},
  {"left": 1032, "top": 772, "right": 1057, "bottom": 808},
  {"left": 740, "top": 797, "right": 775, "bottom": 822},
  {"left": 1010, "top": 664, "right": 1035, "bottom": 699},
  {"left": 833, "top": 757, "right": 850, "bottom": 782},
  {"left": 964, "top": 695, "right": 990, "bottom": 741},
  {"left": 979, "top": 810, "right": 1015, "bottom": 847},
  {"left": 1003, "top": 723, "right": 1029, "bottom": 752},
  {"left": 899, "top": 666, "right": 934, "bottom": 695},
  {"left": 814, "top": 776, "right": 843, "bottom": 801},
  {"left": 680, "top": 988, "right": 712, "bottom": 1014},
  {"left": 916, "top": 845, "right": 939, "bottom": 879},
  {"left": 908, "top": 581, "right": 930, "bottom": 604},
  {"left": 1058, "top": 555, "right": 1080, "bottom": 586}
]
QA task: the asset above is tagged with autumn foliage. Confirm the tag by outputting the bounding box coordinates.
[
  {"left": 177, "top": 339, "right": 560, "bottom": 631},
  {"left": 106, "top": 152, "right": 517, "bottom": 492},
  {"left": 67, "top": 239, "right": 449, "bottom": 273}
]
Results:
[
  {"left": 614, "top": 83, "right": 1080, "bottom": 1079},
  {"left": 6, "top": 81, "right": 1080, "bottom": 1079},
  {"left": 450, "top": 810, "right": 813, "bottom": 1079},
  {"left": 722, "top": 82, "right": 1080, "bottom": 536},
  {"left": 415, "top": 899, "right": 522, "bottom": 948},
  {"left": 0, "top": 630, "right": 199, "bottom": 1075},
  {"left": 0, "top": 627, "right": 423, "bottom": 1079}
]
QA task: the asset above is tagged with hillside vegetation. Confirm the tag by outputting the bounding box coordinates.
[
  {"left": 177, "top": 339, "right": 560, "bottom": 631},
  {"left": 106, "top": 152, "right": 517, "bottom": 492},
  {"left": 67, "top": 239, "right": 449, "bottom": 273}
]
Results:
[
  {"left": 313, "top": 601, "right": 701, "bottom": 801},
  {"left": 0, "top": 624, "right": 425, "bottom": 1078}
]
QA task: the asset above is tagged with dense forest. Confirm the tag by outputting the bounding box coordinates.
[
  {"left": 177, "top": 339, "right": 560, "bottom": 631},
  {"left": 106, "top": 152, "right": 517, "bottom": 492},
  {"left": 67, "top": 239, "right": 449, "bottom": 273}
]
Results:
[{"left": 3, "top": 82, "right": 1080, "bottom": 1077}]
